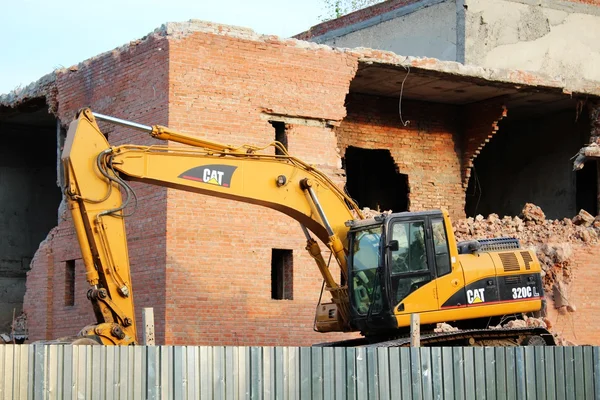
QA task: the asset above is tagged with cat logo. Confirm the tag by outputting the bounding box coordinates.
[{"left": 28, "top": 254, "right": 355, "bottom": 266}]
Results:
[
  {"left": 178, "top": 165, "right": 237, "bottom": 188},
  {"left": 467, "top": 288, "right": 485, "bottom": 304}
]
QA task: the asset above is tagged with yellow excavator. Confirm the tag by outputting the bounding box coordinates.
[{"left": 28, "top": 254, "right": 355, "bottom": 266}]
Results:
[{"left": 61, "top": 108, "right": 553, "bottom": 346}]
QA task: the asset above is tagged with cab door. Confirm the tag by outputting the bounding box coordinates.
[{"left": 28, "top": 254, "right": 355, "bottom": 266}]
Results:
[
  {"left": 387, "top": 218, "right": 437, "bottom": 314},
  {"left": 428, "top": 216, "right": 465, "bottom": 310}
]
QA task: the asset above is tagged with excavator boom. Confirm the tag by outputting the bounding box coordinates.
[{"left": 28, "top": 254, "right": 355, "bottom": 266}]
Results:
[{"left": 61, "top": 109, "right": 361, "bottom": 344}]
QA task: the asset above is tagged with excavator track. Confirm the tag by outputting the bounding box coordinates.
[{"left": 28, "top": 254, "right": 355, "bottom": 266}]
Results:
[{"left": 316, "top": 327, "right": 555, "bottom": 348}]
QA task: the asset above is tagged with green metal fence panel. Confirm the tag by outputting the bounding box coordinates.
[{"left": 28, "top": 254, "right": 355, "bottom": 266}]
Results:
[{"left": 0, "top": 345, "right": 598, "bottom": 399}]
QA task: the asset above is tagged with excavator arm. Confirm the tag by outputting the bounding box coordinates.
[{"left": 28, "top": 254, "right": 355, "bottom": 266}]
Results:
[{"left": 61, "top": 109, "right": 362, "bottom": 345}]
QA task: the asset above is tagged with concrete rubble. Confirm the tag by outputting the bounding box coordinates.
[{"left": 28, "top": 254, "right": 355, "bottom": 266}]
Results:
[
  {"left": 573, "top": 142, "right": 600, "bottom": 170},
  {"left": 435, "top": 315, "right": 574, "bottom": 346}
]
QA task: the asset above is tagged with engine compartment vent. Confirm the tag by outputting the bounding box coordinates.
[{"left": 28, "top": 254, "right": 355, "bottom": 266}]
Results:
[
  {"left": 521, "top": 251, "right": 533, "bottom": 270},
  {"left": 499, "top": 252, "right": 520, "bottom": 272}
]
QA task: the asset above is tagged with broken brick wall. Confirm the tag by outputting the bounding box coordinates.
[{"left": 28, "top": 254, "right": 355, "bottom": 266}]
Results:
[
  {"left": 164, "top": 26, "right": 360, "bottom": 345},
  {"left": 336, "top": 93, "right": 465, "bottom": 218},
  {"left": 23, "top": 33, "right": 170, "bottom": 343},
  {"left": 545, "top": 244, "right": 600, "bottom": 345},
  {"left": 462, "top": 98, "right": 506, "bottom": 188}
]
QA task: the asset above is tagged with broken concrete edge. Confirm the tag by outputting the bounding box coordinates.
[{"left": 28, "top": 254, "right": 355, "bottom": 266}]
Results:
[
  {"left": 2, "top": 19, "right": 599, "bottom": 108},
  {"left": 161, "top": 20, "right": 600, "bottom": 99},
  {"left": 296, "top": 0, "right": 447, "bottom": 44},
  {"left": 0, "top": 72, "right": 57, "bottom": 112},
  {"left": 354, "top": 51, "right": 600, "bottom": 98},
  {"left": 295, "top": 0, "right": 600, "bottom": 45}
]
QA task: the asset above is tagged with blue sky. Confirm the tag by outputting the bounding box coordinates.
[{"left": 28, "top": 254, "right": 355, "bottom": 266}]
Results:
[{"left": 1, "top": 0, "right": 326, "bottom": 95}]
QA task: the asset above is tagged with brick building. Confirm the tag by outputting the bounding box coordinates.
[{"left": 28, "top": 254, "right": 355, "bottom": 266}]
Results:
[{"left": 1, "top": 20, "right": 599, "bottom": 345}]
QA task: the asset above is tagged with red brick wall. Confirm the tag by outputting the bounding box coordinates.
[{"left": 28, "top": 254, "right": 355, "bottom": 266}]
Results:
[
  {"left": 462, "top": 99, "right": 507, "bottom": 187},
  {"left": 164, "top": 30, "right": 359, "bottom": 345},
  {"left": 336, "top": 93, "right": 465, "bottom": 218},
  {"left": 23, "top": 34, "right": 170, "bottom": 344},
  {"left": 545, "top": 243, "right": 600, "bottom": 346}
]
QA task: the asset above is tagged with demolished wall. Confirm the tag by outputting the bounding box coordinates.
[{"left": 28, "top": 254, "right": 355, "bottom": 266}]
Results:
[
  {"left": 23, "top": 32, "right": 171, "bottom": 343},
  {"left": 336, "top": 93, "right": 465, "bottom": 217}
]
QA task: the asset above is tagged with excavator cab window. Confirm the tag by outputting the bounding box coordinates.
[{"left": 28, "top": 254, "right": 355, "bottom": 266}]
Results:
[
  {"left": 350, "top": 226, "right": 382, "bottom": 315},
  {"left": 388, "top": 220, "right": 432, "bottom": 304}
]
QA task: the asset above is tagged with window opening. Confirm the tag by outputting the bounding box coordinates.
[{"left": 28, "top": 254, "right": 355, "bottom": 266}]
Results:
[
  {"left": 270, "top": 121, "right": 287, "bottom": 155},
  {"left": 271, "top": 249, "right": 293, "bottom": 300},
  {"left": 65, "top": 260, "right": 75, "bottom": 306}
]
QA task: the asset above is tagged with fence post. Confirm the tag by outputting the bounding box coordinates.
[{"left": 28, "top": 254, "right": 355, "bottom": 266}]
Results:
[
  {"left": 410, "top": 313, "right": 420, "bottom": 347},
  {"left": 143, "top": 307, "right": 155, "bottom": 345}
]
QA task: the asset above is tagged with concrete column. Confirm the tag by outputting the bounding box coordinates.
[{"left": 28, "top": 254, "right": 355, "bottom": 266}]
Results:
[
  {"left": 143, "top": 307, "right": 155, "bottom": 345},
  {"left": 410, "top": 313, "right": 420, "bottom": 347}
]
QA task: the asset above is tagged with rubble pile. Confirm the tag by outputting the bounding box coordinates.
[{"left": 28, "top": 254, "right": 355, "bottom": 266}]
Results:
[
  {"left": 434, "top": 316, "right": 574, "bottom": 345},
  {"left": 490, "top": 315, "right": 551, "bottom": 330},
  {"left": 359, "top": 207, "right": 392, "bottom": 219},
  {"left": 453, "top": 203, "right": 600, "bottom": 292},
  {"left": 434, "top": 322, "right": 459, "bottom": 333},
  {"left": 491, "top": 316, "right": 575, "bottom": 346}
]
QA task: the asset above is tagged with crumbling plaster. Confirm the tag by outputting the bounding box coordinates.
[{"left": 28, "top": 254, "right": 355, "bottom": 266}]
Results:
[{"left": 464, "top": 0, "right": 600, "bottom": 83}]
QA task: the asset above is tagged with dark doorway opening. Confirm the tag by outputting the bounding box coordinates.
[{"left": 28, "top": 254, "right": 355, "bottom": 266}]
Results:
[
  {"left": 465, "top": 109, "right": 594, "bottom": 219},
  {"left": 0, "top": 99, "right": 61, "bottom": 332},
  {"left": 271, "top": 249, "right": 293, "bottom": 300},
  {"left": 269, "top": 121, "right": 287, "bottom": 155},
  {"left": 343, "top": 146, "right": 409, "bottom": 212},
  {"left": 576, "top": 161, "right": 598, "bottom": 216}
]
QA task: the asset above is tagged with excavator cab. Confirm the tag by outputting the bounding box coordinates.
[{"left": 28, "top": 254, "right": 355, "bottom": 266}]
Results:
[{"left": 347, "top": 210, "right": 452, "bottom": 336}]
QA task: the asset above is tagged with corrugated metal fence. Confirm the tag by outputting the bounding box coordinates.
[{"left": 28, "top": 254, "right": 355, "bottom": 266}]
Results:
[{"left": 0, "top": 345, "right": 599, "bottom": 399}]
